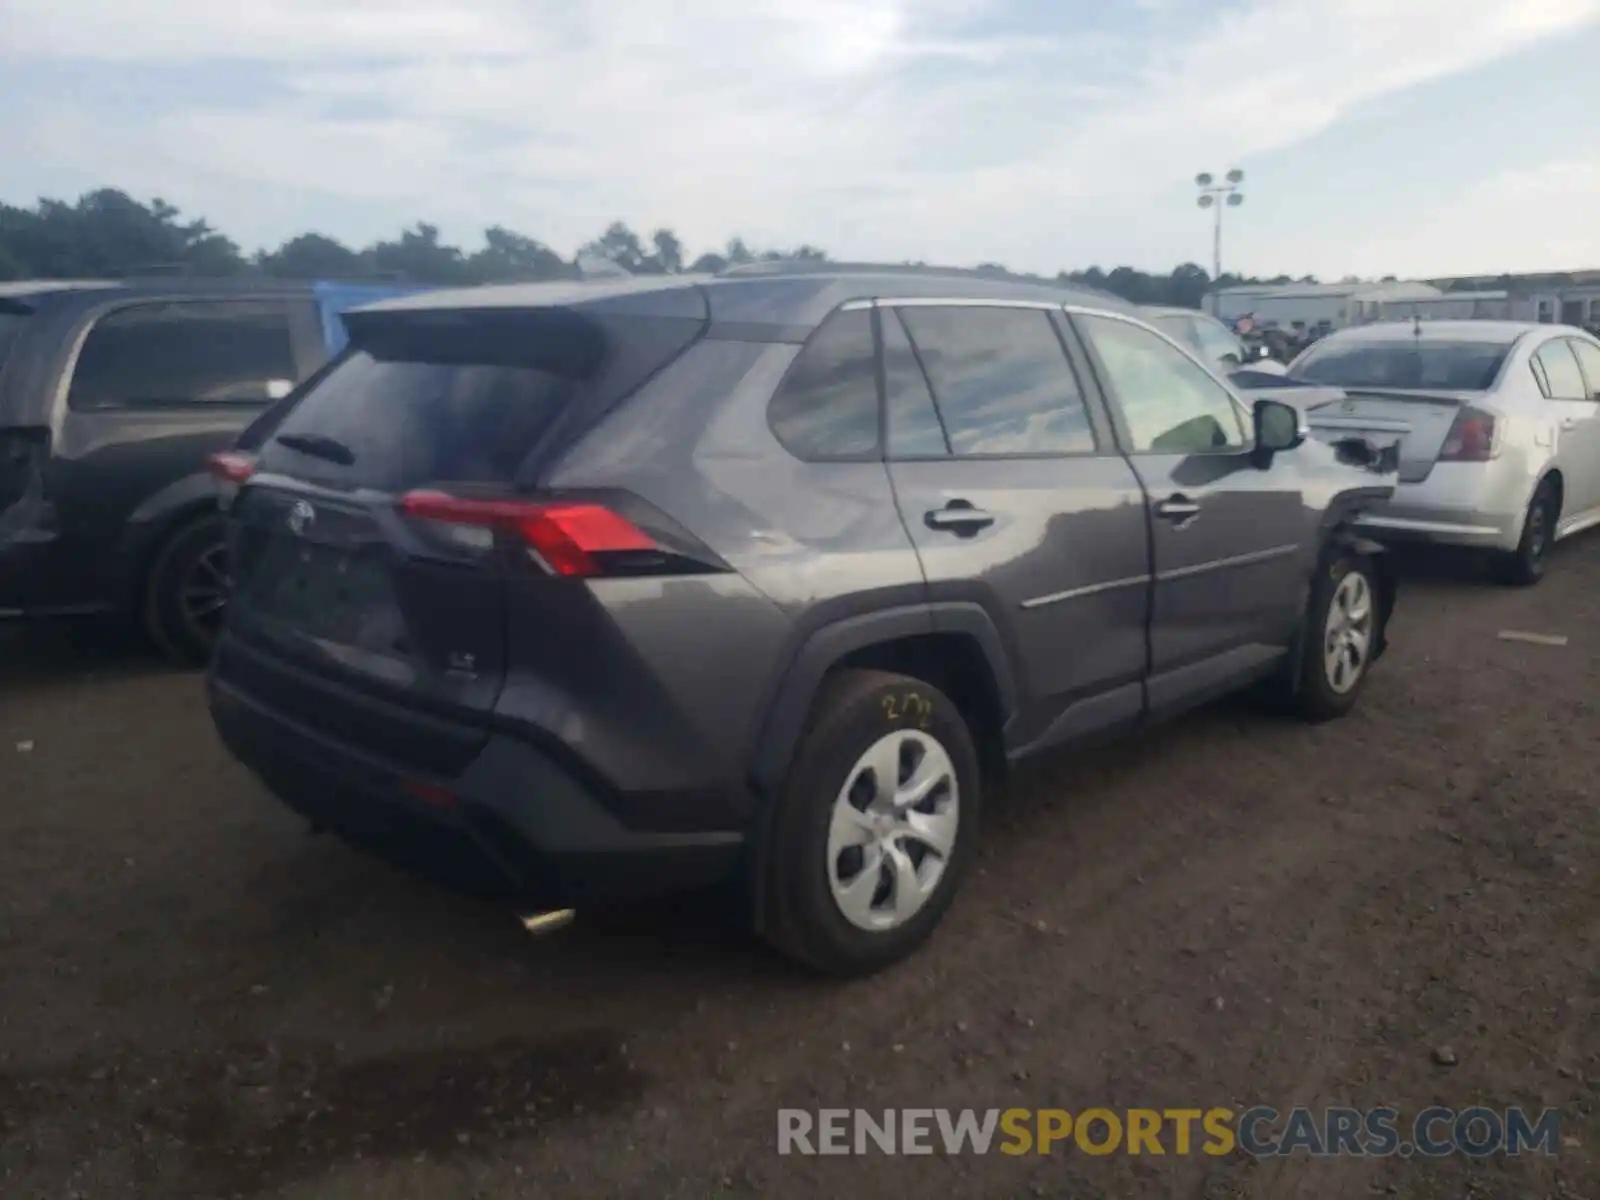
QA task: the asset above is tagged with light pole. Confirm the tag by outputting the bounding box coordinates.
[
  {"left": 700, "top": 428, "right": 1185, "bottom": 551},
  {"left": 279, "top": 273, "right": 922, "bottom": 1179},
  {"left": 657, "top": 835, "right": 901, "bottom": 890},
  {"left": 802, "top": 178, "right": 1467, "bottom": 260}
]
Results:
[{"left": 1196, "top": 169, "right": 1244, "bottom": 284}]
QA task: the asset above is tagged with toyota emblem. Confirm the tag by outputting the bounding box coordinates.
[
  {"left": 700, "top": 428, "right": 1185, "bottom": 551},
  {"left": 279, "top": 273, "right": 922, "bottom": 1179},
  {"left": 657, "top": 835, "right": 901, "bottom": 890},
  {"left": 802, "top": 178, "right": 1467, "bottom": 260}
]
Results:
[{"left": 287, "top": 499, "right": 316, "bottom": 536}]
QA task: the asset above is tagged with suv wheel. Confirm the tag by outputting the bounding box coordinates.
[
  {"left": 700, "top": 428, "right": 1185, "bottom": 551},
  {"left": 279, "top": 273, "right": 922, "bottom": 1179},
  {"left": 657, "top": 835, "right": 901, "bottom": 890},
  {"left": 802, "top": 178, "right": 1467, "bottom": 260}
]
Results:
[
  {"left": 144, "top": 513, "right": 230, "bottom": 667},
  {"left": 1290, "top": 551, "right": 1381, "bottom": 723},
  {"left": 761, "top": 669, "right": 980, "bottom": 976},
  {"left": 1491, "top": 479, "right": 1558, "bottom": 587}
]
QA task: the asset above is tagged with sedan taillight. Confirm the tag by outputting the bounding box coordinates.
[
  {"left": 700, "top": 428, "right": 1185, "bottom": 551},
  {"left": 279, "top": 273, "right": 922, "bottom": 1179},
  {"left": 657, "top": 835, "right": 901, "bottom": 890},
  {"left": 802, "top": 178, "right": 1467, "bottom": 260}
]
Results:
[{"left": 1438, "top": 407, "right": 1498, "bottom": 462}]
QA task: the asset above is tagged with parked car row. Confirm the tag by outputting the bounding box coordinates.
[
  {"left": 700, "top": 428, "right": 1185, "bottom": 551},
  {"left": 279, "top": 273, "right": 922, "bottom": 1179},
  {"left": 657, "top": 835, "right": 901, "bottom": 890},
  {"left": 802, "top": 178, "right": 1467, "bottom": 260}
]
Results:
[
  {"left": 0, "top": 278, "right": 432, "bottom": 662},
  {"left": 6, "top": 264, "right": 1596, "bottom": 976}
]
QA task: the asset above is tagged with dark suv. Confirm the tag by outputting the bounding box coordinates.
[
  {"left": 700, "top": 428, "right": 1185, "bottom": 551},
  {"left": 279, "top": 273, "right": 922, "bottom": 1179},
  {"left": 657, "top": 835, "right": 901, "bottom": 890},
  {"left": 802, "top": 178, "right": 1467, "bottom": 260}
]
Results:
[
  {"left": 206, "top": 264, "right": 1400, "bottom": 975},
  {"left": 0, "top": 278, "right": 430, "bottom": 663}
]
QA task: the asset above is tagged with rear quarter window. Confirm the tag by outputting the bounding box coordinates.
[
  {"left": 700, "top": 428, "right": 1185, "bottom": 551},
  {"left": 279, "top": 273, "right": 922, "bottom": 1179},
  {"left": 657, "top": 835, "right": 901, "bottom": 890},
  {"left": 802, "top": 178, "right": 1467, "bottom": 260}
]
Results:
[{"left": 766, "top": 309, "right": 880, "bottom": 460}]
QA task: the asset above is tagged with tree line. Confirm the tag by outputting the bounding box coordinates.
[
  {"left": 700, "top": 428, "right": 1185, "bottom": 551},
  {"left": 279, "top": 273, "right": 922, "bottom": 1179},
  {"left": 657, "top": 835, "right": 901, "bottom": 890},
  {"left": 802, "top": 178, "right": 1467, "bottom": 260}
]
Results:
[{"left": 1, "top": 187, "right": 1365, "bottom": 309}]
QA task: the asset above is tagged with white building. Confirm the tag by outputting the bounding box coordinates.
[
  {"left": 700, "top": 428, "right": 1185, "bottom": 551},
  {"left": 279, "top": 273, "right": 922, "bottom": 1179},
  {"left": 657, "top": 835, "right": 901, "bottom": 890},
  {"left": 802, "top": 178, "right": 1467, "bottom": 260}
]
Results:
[
  {"left": 1370, "top": 290, "right": 1515, "bottom": 322},
  {"left": 1203, "top": 280, "right": 1443, "bottom": 330}
]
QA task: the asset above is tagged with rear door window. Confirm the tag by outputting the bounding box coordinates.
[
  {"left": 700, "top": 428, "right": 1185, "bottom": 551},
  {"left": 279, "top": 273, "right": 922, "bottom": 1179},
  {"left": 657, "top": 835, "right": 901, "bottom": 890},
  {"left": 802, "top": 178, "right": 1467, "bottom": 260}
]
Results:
[
  {"left": 881, "top": 309, "right": 951, "bottom": 458},
  {"left": 67, "top": 300, "right": 300, "bottom": 410},
  {"left": 1533, "top": 340, "right": 1587, "bottom": 401},
  {"left": 896, "top": 305, "right": 1096, "bottom": 456},
  {"left": 767, "top": 309, "right": 880, "bottom": 460},
  {"left": 1565, "top": 338, "right": 1600, "bottom": 400}
]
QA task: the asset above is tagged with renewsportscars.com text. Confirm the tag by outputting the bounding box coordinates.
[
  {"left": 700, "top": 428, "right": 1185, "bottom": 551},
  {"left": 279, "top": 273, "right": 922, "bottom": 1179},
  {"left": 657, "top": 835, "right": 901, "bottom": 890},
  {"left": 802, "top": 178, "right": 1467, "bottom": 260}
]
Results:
[{"left": 777, "top": 1106, "right": 1563, "bottom": 1158}]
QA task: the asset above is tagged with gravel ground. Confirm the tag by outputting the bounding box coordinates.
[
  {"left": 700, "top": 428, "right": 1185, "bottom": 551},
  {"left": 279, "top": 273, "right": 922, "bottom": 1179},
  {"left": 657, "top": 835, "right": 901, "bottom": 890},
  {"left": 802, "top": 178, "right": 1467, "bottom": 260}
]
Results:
[{"left": 1, "top": 546, "right": 1596, "bottom": 1199}]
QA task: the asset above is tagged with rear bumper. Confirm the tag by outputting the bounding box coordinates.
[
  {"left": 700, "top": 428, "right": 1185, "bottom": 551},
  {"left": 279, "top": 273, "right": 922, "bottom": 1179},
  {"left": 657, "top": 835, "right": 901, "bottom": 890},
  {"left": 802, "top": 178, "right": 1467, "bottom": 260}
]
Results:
[
  {"left": 1350, "top": 464, "right": 1530, "bottom": 553},
  {"left": 207, "top": 671, "right": 747, "bottom": 910}
]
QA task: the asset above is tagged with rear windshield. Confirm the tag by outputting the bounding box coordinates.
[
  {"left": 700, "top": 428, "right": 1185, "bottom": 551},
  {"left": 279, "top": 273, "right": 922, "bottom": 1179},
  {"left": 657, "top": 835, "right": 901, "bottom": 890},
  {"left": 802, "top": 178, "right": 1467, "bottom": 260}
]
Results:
[
  {"left": 1290, "top": 339, "right": 1514, "bottom": 390},
  {"left": 254, "top": 309, "right": 702, "bottom": 490}
]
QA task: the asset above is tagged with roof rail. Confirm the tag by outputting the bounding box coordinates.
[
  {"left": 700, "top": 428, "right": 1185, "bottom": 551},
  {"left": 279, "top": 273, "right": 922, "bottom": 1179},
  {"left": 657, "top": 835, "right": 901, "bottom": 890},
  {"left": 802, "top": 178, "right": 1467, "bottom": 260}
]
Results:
[{"left": 717, "top": 259, "right": 1064, "bottom": 285}]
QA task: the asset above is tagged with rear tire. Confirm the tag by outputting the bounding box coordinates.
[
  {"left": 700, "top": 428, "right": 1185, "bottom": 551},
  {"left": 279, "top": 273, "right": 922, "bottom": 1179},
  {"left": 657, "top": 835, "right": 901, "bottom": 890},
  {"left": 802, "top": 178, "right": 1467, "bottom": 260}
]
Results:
[
  {"left": 1490, "top": 479, "right": 1557, "bottom": 587},
  {"left": 760, "top": 669, "right": 980, "bottom": 977},
  {"left": 143, "top": 513, "right": 230, "bottom": 667},
  {"left": 1287, "top": 551, "right": 1382, "bottom": 723}
]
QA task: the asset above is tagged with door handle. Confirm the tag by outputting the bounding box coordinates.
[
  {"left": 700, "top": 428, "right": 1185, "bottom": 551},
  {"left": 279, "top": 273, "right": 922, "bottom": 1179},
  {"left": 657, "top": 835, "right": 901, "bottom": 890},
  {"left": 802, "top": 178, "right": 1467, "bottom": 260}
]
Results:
[
  {"left": 1155, "top": 495, "right": 1201, "bottom": 524},
  {"left": 925, "top": 501, "right": 995, "bottom": 536}
]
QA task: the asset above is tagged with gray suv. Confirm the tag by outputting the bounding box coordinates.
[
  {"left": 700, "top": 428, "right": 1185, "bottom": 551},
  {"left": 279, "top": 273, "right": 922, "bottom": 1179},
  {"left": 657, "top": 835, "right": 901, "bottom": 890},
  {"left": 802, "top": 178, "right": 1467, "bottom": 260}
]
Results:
[{"left": 206, "top": 264, "right": 1400, "bottom": 975}]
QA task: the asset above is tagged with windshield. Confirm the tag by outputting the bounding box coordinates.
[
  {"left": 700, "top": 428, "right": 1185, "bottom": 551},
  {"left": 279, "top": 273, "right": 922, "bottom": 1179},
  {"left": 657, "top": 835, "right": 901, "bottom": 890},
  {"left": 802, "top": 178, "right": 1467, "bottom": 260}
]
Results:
[{"left": 1290, "top": 339, "right": 1514, "bottom": 390}]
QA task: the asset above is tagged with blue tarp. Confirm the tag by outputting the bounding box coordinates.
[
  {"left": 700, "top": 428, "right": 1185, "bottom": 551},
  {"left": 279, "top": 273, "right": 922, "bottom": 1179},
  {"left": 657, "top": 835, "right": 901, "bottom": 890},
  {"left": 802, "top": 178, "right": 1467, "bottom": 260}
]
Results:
[{"left": 310, "top": 281, "right": 438, "bottom": 353}]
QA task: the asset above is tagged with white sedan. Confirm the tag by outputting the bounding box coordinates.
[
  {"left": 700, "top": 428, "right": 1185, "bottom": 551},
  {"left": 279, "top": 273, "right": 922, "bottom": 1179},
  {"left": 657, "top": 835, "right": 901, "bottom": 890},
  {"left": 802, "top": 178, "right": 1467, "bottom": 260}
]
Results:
[{"left": 1287, "top": 320, "right": 1600, "bottom": 584}]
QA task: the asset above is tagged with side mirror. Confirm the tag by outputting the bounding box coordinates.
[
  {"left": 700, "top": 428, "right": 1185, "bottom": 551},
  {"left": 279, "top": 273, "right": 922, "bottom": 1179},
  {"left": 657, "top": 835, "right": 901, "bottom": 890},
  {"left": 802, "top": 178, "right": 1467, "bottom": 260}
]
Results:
[{"left": 1252, "top": 399, "right": 1305, "bottom": 466}]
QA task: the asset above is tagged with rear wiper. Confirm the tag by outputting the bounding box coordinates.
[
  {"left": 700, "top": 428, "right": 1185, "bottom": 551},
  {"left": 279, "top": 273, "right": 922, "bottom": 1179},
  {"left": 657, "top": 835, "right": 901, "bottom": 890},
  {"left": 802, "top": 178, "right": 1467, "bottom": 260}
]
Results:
[{"left": 275, "top": 432, "right": 356, "bottom": 466}]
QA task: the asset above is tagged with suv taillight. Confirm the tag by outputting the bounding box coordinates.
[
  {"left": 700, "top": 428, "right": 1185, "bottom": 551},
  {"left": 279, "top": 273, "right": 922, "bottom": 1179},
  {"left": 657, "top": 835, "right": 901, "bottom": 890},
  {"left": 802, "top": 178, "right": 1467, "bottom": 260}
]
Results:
[
  {"left": 1438, "top": 406, "right": 1497, "bottom": 462},
  {"left": 398, "top": 490, "right": 660, "bottom": 577}
]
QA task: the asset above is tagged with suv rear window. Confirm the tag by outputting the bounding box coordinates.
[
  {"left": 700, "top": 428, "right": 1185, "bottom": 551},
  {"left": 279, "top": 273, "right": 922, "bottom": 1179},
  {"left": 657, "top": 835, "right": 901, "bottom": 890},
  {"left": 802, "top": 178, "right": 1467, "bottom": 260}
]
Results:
[
  {"left": 1290, "top": 339, "right": 1513, "bottom": 390},
  {"left": 256, "top": 309, "right": 703, "bottom": 490}
]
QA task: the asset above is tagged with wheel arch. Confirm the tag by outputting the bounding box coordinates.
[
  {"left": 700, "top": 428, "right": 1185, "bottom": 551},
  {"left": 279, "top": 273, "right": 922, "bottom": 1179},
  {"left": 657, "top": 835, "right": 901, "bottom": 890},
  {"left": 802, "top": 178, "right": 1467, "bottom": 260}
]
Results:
[
  {"left": 115, "top": 472, "right": 224, "bottom": 614},
  {"left": 743, "top": 603, "right": 1019, "bottom": 936},
  {"left": 747, "top": 602, "right": 1019, "bottom": 800},
  {"left": 1281, "top": 515, "right": 1398, "bottom": 695}
]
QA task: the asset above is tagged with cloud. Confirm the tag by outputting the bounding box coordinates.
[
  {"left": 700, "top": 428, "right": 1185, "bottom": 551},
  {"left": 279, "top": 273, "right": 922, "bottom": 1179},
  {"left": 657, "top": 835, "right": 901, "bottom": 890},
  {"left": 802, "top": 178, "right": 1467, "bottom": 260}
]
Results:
[
  {"left": 1, "top": 0, "right": 1597, "bottom": 274},
  {"left": 1345, "top": 160, "right": 1600, "bottom": 277}
]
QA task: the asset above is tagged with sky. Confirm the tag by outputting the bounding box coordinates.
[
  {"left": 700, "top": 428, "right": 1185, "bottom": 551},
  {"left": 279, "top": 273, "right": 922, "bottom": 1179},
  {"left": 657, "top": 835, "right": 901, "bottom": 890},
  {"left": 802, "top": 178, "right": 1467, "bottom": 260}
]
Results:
[{"left": 2, "top": 0, "right": 1599, "bottom": 281}]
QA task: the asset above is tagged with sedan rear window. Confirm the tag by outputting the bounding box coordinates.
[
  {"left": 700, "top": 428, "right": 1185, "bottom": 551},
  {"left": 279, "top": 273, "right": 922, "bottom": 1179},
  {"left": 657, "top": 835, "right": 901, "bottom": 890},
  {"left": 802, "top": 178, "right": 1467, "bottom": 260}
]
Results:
[{"left": 1290, "top": 340, "right": 1514, "bottom": 390}]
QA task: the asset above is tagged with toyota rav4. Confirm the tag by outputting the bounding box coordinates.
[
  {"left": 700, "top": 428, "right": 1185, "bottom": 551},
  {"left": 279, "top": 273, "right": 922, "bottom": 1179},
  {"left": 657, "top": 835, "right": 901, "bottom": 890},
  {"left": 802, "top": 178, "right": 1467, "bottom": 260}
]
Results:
[{"left": 206, "top": 263, "right": 1400, "bottom": 975}]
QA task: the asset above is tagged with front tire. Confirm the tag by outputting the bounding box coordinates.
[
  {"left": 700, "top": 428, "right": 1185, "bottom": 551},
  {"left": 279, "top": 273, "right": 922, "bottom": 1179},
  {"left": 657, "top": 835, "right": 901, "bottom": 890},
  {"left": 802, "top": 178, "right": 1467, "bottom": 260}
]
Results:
[
  {"left": 1491, "top": 479, "right": 1557, "bottom": 587},
  {"left": 143, "top": 513, "right": 231, "bottom": 667},
  {"left": 760, "top": 669, "right": 980, "bottom": 977},
  {"left": 1290, "top": 551, "right": 1382, "bottom": 723}
]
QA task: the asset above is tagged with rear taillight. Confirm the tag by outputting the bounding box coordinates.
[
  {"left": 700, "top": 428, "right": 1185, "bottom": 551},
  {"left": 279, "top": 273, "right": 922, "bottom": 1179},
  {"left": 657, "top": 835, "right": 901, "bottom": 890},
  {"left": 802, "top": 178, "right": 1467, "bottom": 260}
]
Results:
[
  {"left": 398, "top": 490, "right": 659, "bottom": 577},
  {"left": 1438, "top": 407, "right": 1497, "bottom": 462},
  {"left": 208, "top": 451, "right": 257, "bottom": 484},
  {"left": 207, "top": 451, "right": 257, "bottom": 512}
]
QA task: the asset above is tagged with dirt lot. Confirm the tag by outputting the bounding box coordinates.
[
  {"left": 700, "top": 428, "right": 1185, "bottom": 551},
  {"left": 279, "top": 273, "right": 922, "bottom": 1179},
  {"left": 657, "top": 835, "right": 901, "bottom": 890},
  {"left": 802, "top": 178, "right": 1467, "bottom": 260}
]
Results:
[{"left": 1, "top": 546, "right": 1596, "bottom": 1199}]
